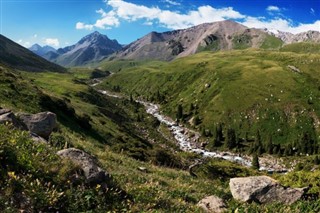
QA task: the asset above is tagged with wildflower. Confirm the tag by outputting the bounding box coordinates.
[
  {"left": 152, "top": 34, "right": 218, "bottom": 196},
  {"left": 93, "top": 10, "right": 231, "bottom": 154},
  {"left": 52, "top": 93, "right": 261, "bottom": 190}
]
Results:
[{"left": 8, "top": 171, "right": 17, "bottom": 179}]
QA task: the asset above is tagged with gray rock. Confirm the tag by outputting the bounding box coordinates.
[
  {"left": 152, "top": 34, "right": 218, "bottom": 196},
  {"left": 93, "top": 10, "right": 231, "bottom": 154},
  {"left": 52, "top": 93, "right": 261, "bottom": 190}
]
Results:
[
  {"left": 0, "top": 112, "right": 25, "bottom": 129},
  {"left": 57, "top": 148, "right": 110, "bottom": 185},
  {"left": 287, "top": 65, "right": 301, "bottom": 73},
  {"left": 229, "top": 176, "right": 307, "bottom": 204},
  {"left": 30, "top": 133, "right": 48, "bottom": 144},
  {"left": 0, "top": 108, "right": 12, "bottom": 115},
  {"left": 17, "top": 112, "right": 57, "bottom": 139},
  {"left": 137, "top": 167, "right": 148, "bottom": 173},
  {"left": 197, "top": 195, "right": 227, "bottom": 213}
]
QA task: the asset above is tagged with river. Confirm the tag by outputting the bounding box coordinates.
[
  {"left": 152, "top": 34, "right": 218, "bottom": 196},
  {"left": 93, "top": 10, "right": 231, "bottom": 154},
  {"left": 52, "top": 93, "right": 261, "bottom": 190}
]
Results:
[{"left": 91, "top": 80, "right": 288, "bottom": 173}]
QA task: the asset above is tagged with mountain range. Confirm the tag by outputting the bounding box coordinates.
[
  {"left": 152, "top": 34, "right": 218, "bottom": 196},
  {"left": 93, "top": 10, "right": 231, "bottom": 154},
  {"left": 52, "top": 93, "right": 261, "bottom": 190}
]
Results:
[
  {"left": 265, "top": 29, "right": 320, "bottom": 44},
  {"left": 29, "top": 44, "right": 57, "bottom": 57},
  {"left": 28, "top": 20, "right": 320, "bottom": 67},
  {"left": 30, "top": 31, "right": 122, "bottom": 67},
  {"left": 114, "top": 20, "right": 283, "bottom": 61}
]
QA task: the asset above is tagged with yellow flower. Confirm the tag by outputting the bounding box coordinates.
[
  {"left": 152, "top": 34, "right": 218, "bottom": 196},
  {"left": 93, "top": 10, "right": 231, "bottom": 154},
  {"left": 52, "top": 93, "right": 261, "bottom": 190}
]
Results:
[
  {"left": 96, "top": 184, "right": 101, "bottom": 190},
  {"left": 8, "top": 171, "right": 17, "bottom": 179}
]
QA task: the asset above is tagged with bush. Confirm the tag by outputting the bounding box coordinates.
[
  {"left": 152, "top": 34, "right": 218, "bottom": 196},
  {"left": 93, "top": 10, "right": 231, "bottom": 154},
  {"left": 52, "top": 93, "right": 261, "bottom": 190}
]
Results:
[
  {"left": 49, "top": 132, "right": 71, "bottom": 149},
  {"left": 151, "top": 148, "right": 183, "bottom": 168}
]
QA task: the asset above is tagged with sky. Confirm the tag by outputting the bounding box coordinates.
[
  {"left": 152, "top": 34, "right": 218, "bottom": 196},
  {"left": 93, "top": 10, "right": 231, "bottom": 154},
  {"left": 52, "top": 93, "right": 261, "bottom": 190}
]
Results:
[{"left": 1, "top": 0, "right": 319, "bottom": 48}]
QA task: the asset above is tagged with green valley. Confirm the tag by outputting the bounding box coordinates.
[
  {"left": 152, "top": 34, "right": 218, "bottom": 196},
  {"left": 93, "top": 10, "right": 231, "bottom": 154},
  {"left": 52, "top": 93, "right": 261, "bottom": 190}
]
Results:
[
  {"left": 1, "top": 14, "right": 320, "bottom": 212},
  {"left": 100, "top": 50, "right": 320, "bottom": 156}
]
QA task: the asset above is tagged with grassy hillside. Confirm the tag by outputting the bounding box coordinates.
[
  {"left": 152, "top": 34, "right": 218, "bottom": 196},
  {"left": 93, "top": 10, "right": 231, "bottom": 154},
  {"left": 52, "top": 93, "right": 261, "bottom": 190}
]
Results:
[
  {"left": 98, "top": 59, "right": 166, "bottom": 73},
  {"left": 99, "top": 49, "right": 320, "bottom": 155},
  {"left": 0, "top": 63, "right": 257, "bottom": 212},
  {"left": 1, "top": 53, "right": 320, "bottom": 211},
  {"left": 0, "top": 35, "right": 65, "bottom": 73},
  {"left": 2, "top": 121, "right": 320, "bottom": 212},
  {"left": 281, "top": 42, "right": 320, "bottom": 54}
]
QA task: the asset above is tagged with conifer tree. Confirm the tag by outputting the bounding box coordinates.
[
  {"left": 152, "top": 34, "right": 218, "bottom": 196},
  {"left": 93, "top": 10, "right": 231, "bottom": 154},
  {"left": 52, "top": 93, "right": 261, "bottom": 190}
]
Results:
[
  {"left": 266, "top": 136, "right": 273, "bottom": 154},
  {"left": 216, "top": 123, "right": 223, "bottom": 142},
  {"left": 252, "top": 153, "right": 260, "bottom": 170},
  {"left": 189, "top": 103, "right": 195, "bottom": 114},
  {"left": 176, "top": 104, "right": 183, "bottom": 121},
  {"left": 226, "top": 128, "right": 237, "bottom": 149}
]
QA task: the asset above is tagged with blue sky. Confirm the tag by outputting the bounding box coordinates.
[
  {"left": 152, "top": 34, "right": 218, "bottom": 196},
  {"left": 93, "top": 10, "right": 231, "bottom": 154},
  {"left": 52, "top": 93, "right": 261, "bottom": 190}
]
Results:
[{"left": 1, "top": 0, "right": 319, "bottom": 48}]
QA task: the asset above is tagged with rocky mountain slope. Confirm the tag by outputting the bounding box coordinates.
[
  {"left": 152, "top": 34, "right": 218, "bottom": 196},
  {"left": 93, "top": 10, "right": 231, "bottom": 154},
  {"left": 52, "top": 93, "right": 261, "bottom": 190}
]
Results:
[
  {"left": 112, "top": 20, "right": 283, "bottom": 61},
  {"left": 276, "top": 30, "right": 320, "bottom": 44},
  {"left": 29, "top": 44, "right": 56, "bottom": 57},
  {"left": 47, "top": 31, "right": 122, "bottom": 67},
  {"left": 0, "top": 34, "right": 65, "bottom": 72}
]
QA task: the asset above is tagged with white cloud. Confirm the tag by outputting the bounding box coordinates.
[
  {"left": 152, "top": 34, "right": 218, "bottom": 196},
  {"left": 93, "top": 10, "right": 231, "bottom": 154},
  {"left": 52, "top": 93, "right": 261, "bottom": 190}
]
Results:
[
  {"left": 16, "top": 39, "right": 31, "bottom": 48},
  {"left": 76, "top": 0, "right": 320, "bottom": 34},
  {"left": 107, "top": 0, "right": 162, "bottom": 21},
  {"left": 162, "top": 0, "right": 181, "bottom": 6},
  {"left": 24, "top": 41, "right": 31, "bottom": 47},
  {"left": 76, "top": 0, "right": 245, "bottom": 30},
  {"left": 33, "top": 34, "right": 38, "bottom": 38},
  {"left": 311, "top": 8, "right": 315, "bottom": 15},
  {"left": 76, "top": 22, "right": 94, "bottom": 30},
  {"left": 76, "top": 9, "right": 119, "bottom": 30},
  {"left": 143, "top": 21, "right": 153, "bottom": 26},
  {"left": 94, "top": 10, "right": 120, "bottom": 29},
  {"left": 44, "top": 38, "right": 60, "bottom": 47},
  {"left": 242, "top": 17, "right": 320, "bottom": 34},
  {"left": 266, "top": 6, "right": 280, "bottom": 12}
]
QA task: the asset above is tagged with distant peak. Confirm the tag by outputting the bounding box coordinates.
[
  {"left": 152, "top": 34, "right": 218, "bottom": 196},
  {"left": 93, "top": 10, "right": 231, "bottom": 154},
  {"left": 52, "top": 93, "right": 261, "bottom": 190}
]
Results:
[
  {"left": 29, "top": 43, "right": 42, "bottom": 51},
  {"left": 31, "top": 43, "right": 42, "bottom": 48},
  {"left": 92, "top": 31, "right": 101, "bottom": 35},
  {"left": 81, "top": 31, "right": 107, "bottom": 42}
]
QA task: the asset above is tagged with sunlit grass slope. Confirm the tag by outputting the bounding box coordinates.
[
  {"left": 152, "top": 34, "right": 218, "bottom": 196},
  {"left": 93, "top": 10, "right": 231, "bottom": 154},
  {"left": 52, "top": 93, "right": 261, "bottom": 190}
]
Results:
[{"left": 100, "top": 49, "right": 320, "bottom": 149}]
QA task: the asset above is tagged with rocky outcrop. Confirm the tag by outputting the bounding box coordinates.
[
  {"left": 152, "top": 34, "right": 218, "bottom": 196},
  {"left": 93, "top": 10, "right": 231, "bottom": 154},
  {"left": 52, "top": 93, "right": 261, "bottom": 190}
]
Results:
[
  {"left": 0, "top": 108, "right": 25, "bottom": 129},
  {"left": 277, "top": 30, "right": 320, "bottom": 44},
  {"left": 197, "top": 195, "right": 227, "bottom": 213},
  {"left": 229, "top": 176, "right": 307, "bottom": 204},
  {"left": 17, "top": 112, "right": 57, "bottom": 139},
  {"left": 57, "top": 148, "right": 110, "bottom": 185},
  {"left": 115, "top": 20, "right": 270, "bottom": 61}
]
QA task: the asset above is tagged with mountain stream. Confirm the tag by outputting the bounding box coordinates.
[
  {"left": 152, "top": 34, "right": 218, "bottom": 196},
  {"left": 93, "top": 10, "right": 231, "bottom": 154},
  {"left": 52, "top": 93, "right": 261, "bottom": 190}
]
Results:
[{"left": 92, "top": 79, "right": 289, "bottom": 173}]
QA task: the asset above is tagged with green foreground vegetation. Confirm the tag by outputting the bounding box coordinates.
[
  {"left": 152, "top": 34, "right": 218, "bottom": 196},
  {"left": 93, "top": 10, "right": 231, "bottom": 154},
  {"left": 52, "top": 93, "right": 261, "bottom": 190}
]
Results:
[{"left": 1, "top": 47, "right": 320, "bottom": 212}]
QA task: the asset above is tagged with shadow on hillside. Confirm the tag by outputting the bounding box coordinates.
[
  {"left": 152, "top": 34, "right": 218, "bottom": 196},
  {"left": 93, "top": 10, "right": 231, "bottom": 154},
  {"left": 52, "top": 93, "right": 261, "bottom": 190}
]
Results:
[{"left": 39, "top": 95, "right": 109, "bottom": 144}]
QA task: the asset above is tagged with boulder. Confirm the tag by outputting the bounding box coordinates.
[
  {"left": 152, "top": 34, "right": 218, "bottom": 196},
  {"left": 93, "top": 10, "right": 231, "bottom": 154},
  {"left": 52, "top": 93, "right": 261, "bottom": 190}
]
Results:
[
  {"left": 57, "top": 148, "right": 110, "bottom": 185},
  {"left": 17, "top": 112, "right": 57, "bottom": 139},
  {"left": 0, "top": 108, "right": 12, "bottom": 115},
  {"left": 30, "top": 132, "right": 48, "bottom": 144},
  {"left": 0, "top": 112, "right": 25, "bottom": 129},
  {"left": 197, "top": 195, "right": 227, "bottom": 213},
  {"left": 229, "top": 176, "right": 307, "bottom": 204}
]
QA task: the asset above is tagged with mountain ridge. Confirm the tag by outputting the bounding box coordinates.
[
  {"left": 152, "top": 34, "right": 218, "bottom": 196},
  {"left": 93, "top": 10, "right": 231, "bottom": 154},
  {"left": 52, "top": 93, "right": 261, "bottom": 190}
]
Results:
[
  {"left": 29, "top": 44, "right": 56, "bottom": 57},
  {"left": 0, "top": 34, "right": 65, "bottom": 72},
  {"left": 46, "top": 31, "right": 122, "bottom": 67},
  {"left": 111, "top": 20, "right": 284, "bottom": 61},
  {"left": 27, "top": 21, "right": 320, "bottom": 66}
]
